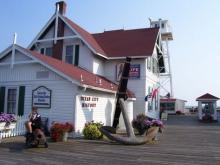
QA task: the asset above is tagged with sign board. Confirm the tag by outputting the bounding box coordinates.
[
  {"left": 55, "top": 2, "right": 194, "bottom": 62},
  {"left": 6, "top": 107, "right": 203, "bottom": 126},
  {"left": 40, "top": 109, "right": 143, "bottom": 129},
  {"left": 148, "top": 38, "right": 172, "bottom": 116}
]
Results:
[
  {"left": 80, "top": 95, "right": 99, "bottom": 109},
  {"left": 129, "top": 64, "right": 141, "bottom": 79},
  {"left": 116, "top": 63, "right": 140, "bottom": 81},
  {"left": 32, "top": 86, "right": 51, "bottom": 108}
]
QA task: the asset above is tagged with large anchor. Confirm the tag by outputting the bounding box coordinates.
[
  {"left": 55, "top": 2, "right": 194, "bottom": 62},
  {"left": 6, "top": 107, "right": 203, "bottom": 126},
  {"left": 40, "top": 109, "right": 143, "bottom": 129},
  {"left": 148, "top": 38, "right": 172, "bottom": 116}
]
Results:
[{"left": 100, "top": 57, "right": 157, "bottom": 145}]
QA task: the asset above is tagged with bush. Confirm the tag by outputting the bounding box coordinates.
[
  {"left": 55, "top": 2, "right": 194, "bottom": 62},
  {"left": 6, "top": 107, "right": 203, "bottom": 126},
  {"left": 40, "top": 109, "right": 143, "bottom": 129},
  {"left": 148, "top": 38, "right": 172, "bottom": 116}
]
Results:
[{"left": 83, "top": 121, "right": 103, "bottom": 140}]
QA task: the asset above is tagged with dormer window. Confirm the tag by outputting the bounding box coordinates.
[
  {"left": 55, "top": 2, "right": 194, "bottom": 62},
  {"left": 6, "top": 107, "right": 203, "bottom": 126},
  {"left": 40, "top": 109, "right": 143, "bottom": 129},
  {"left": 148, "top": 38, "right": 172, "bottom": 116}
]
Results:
[
  {"left": 65, "top": 45, "right": 80, "bottom": 66},
  {"left": 65, "top": 45, "right": 74, "bottom": 64},
  {"left": 40, "top": 47, "right": 53, "bottom": 57}
]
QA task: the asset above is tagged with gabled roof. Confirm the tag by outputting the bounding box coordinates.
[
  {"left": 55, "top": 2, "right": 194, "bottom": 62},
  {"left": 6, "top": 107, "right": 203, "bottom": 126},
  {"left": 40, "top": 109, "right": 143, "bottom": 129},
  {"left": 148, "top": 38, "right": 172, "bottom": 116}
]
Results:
[
  {"left": 196, "top": 93, "right": 219, "bottom": 101},
  {"left": 63, "top": 16, "right": 106, "bottom": 56},
  {"left": 27, "top": 49, "right": 135, "bottom": 98},
  {"left": 0, "top": 44, "right": 135, "bottom": 98},
  {"left": 92, "top": 28, "right": 159, "bottom": 58},
  {"left": 28, "top": 12, "right": 159, "bottom": 59},
  {"left": 25, "top": 49, "right": 117, "bottom": 92}
]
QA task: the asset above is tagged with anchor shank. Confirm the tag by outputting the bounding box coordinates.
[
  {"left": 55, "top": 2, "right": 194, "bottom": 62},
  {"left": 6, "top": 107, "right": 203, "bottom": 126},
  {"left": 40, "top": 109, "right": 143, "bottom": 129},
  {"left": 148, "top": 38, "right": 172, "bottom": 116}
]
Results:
[{"left": 119, "top": 98, "right": 135, "bottom": 137}]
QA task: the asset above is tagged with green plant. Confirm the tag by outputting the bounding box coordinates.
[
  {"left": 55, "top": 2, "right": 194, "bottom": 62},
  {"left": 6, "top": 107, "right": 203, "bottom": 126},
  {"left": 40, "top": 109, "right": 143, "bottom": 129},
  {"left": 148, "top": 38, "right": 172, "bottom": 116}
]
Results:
[{"left": 83, "top": 121, "right": 103, "bottom": 140}]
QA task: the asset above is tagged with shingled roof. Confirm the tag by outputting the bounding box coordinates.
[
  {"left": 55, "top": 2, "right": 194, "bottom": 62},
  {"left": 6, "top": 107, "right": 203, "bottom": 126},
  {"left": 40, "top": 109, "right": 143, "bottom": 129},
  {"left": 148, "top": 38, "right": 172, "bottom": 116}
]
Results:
[
  {"left": 93, "top": 28, "right": 159, "bottom": 58},
  {"left": 16, "top": 46, "right": 136, "bottom": 98},
  {"left": 63, "top": 16, "right": 107, "bottom": 56},
  {"left": 196, "top": 93, "right": 219, "bottom": 101}
]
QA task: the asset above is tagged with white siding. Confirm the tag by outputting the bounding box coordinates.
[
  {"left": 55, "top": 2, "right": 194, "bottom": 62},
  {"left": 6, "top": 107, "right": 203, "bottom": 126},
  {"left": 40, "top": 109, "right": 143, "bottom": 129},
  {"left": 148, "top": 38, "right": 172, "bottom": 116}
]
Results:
[
  {"left": 0, "top": 50, "right": 32, "bottom": 63},
  {"left": 93, "top": 57, "right": 105, "bottom": 75},
  {"left": 42, "top": 26, "right": 54, "bottom": 39},
  {"left": 118, "top": 100, "right": 133, "bottom": 131},
  {"left": 75, "top": 90, "right": 116, "bottom": 134},
  {"left": 175, "top": 100, "right": 186, "bottom": 113},
  {"left": 0, "top": 63, "right": 64, "bottom": 82},
  {"left": 104, "top": 59, "right": 146, "bottom": 117},
  {"left": 64, "top": 24, "right": 76, "bottom": 36},
  {"left": 145, "top": 60, "right": 160, "bottom": 119},
  {"left": 0, "top": 62, "right": 77, "bottom": 127}
]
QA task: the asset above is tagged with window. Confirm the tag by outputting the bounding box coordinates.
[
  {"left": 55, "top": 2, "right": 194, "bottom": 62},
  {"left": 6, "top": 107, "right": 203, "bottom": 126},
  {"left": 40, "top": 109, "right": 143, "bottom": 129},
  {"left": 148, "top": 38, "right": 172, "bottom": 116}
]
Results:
[
  {"left": 65, "top": 45, "right": 74, "bottom": 64},
  {"left": 40, "top": 48, "right": 44, "bottom": 54},
  {"left": 6, "top": 88, "right": 18, "bottom": 114},
  {"left": 40, "top": 47, "right": 53, "bottom": 56},
  {"left": 45, "top": 47, "right": 52, "bottom": 56},
  {"left": 160, "top": 103, "right": 175, "bottom": 111},
  {"left": 161, "top": 23, "right": 164, "bottom": 28}
]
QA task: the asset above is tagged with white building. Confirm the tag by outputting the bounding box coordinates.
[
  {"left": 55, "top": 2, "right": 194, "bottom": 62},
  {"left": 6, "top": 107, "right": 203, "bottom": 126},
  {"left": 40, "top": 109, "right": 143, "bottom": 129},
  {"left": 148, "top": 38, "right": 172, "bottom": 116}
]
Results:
[
  {"left": 160, "top": 98, "right": 187, "bottom": 114},
  {"left": 0, "top": 1, "right": 166, "bottom": 133},
  {"left": 196, "top": 93, "right": 219, "bottom": 121}
]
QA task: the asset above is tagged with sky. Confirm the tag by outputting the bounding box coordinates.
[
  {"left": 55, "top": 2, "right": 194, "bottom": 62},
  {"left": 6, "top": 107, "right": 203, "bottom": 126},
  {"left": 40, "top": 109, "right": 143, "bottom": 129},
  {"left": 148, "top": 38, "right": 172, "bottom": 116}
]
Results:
[{"left": 1, "top": 0, "right": 220, "bottom": 105}]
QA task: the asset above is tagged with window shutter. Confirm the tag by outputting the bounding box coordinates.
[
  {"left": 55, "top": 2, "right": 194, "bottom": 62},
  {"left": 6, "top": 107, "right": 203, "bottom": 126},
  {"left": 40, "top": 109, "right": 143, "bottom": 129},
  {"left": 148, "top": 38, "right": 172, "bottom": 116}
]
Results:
[
  {"left": 0, "top": 87, "right": 5, "bottom": 113},
  {"left": 74, "top": 45, "right": 79, "bottom": 66},
  {"left": 18, "top": 86, "right": 25, "bottom": 116}
]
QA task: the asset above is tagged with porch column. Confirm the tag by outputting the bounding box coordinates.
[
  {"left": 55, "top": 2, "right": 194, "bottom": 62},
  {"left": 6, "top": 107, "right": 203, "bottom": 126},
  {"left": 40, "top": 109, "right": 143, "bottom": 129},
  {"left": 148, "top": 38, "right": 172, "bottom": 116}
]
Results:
[
  {"left": 213, "top": 101, "right": 217, "bottom": 120},
  {"left": 198, "top": 101, "right": 202, "bottom": 120}
]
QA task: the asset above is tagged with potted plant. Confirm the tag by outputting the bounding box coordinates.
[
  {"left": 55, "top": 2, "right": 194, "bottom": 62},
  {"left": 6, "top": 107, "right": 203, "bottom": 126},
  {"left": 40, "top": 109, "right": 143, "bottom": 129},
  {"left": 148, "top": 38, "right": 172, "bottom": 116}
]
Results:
[
  {"left": 50, "top": 122, "right": 74, "bottom": 142},
  {"left": 0, "top": 113, "right": 17, "bottom": 130},
  {"left": 132, "top": 113, "right": 164, "bottom": 135}
]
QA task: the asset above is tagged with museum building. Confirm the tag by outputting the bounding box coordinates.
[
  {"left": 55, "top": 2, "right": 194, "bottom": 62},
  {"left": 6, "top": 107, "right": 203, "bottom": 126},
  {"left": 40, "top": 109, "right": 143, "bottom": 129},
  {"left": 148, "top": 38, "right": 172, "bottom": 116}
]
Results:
[{"left": 0, "top": 1, "right": 165, "bottom": 134}]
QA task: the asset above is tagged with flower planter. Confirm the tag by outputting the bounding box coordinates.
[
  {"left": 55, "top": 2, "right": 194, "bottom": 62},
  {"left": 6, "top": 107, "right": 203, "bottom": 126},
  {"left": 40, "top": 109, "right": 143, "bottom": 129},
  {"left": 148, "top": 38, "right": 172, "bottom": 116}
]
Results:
[
  {"left": 0, "top": 122, "right": 6, "bottom": 130},
  {"left": 62, "top": 132, "right": 68, "bottom": 142},
  {"left": 145, "top": 127, "right": 159, "bottom": 141},
  {"left": 8, "top": 122, "right": 16, "bottom": 129}
]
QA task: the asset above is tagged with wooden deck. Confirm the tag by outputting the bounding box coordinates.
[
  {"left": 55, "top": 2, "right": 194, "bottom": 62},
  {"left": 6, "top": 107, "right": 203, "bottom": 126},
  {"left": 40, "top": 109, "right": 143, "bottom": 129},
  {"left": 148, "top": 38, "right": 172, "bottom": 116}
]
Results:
[{"left": 0, "top": 114, "right": 220, "bottom": 165}]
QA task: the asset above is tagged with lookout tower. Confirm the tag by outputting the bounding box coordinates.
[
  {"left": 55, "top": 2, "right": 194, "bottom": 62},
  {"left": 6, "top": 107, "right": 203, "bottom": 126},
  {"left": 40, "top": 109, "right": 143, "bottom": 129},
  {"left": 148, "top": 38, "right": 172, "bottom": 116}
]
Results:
[{"left": 150, "top": 19, "right": 174, "bottom": 97}]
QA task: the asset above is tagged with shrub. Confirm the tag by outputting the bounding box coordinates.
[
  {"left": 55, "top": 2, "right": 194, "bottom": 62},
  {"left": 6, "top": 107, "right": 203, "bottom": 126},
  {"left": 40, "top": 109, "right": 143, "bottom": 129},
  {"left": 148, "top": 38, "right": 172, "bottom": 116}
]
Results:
[{"left": 83, "top": 121, "right": 103, "bottom": 140}]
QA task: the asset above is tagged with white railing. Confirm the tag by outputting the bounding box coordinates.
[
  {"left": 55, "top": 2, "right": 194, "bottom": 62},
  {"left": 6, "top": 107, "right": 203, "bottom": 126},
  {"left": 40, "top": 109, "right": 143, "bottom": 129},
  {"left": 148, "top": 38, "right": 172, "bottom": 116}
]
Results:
[{"left": 0, "top": 115, "right": 28, "bottom": 140}]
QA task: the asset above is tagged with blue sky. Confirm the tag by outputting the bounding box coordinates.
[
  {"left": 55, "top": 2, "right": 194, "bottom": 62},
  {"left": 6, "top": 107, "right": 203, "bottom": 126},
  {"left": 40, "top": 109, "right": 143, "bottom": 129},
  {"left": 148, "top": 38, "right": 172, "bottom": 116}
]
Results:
[{"left": 1, "top": 0, "right": 220, "bottom": 105}]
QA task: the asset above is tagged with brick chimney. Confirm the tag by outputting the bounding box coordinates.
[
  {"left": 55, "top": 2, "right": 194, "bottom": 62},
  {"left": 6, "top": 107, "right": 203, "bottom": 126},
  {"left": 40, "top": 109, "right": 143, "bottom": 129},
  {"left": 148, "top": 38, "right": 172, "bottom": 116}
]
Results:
[
  {"left": 52, "top": 1, "right": 66, "bottom": 60},
  {"left": 55, "top": 1, "right": 67, "bottom": 15}
]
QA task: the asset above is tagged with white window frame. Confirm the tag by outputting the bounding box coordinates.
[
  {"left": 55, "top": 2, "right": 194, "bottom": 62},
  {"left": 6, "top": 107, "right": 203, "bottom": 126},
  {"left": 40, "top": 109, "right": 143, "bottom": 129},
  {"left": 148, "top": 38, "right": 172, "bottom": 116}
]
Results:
[{"left": 4, "top": 86, "right": 19, "bottom": 115}]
